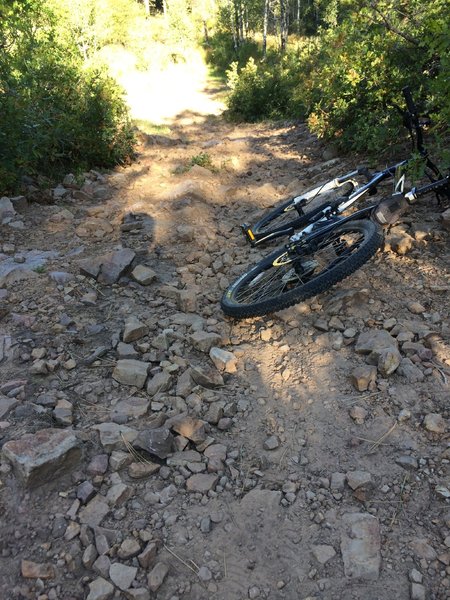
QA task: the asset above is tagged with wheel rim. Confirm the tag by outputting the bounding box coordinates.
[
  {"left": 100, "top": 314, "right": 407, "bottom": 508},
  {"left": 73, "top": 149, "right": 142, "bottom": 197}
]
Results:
[
  {"left": 233, "top": 226, "right": 367, "bottom": 306},
  {"left": 255, "top": 187, "right": 343, "bottom": 234}
]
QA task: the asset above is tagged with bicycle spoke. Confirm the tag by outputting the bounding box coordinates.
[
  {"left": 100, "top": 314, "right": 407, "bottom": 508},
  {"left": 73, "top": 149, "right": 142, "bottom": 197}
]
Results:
[{"left": 234, "top": 228, "right": 365, "bottom": 306}]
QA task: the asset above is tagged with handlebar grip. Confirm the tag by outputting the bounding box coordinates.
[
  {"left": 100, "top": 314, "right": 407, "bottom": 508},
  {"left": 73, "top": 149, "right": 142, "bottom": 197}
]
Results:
[{"left": 402, "top": 86, "right": 417, "bottom": 114}]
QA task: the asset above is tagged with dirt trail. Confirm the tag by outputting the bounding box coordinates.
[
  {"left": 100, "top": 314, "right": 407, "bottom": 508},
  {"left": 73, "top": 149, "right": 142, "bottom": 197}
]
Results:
[{"left": 0, "top": 84, "right": 449, "bottom": 600}]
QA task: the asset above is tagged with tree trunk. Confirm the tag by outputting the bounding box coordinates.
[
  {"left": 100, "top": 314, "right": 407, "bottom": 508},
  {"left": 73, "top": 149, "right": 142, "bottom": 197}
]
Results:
[
  {"left": 263, "top": 0, "right": 269, "bottom": 57},
  {"left": 280, "top": 0, "right": 289, "bottom": 52}
]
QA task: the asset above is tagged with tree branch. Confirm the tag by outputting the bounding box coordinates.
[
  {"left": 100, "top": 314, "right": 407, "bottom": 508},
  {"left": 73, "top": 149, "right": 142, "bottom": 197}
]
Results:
[{"left": 368, "top": 2, "right": 420, "bottom": 46}]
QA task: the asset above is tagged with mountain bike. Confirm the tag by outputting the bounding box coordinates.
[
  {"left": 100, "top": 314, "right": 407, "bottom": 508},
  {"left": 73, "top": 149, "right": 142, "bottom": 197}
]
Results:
[
  {"left": 221, "top": 89, "right": 450, "bottom": 319},
  {"left": 241, "top": 87, "right": 444, "bottom": 247}
]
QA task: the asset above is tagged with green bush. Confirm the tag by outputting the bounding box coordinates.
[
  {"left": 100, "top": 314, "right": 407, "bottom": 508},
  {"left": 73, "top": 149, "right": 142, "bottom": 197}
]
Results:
[
  {"left": 221, "top": 0, "right": 449, "bottom": 158},
  {"left": 0, "top": 0, "right": 135, "bottom": 193},
  {"left": 225, "top": 57, "right": 297, "bottom": 122}
]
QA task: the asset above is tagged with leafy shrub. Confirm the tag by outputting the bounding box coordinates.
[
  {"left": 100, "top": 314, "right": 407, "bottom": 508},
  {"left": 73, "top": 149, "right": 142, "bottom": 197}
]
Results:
[
  {"left": 0, "top": 1, "right": 135, "bottom": 193},
  {"left": 225, "top": 57, "right": 297, "bottom": 122}
]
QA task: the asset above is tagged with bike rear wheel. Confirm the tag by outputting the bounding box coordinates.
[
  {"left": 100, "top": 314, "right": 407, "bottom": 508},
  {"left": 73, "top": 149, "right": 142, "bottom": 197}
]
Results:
[
  {"left": 221, "top": 219, "right": 383, "bottom": 318},
  {"left": 251, "top": 183, "right": 353, "bottom": 241}
]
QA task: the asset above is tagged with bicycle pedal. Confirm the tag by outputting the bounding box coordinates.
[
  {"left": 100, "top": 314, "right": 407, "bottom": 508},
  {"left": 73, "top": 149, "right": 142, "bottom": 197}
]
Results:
[{"left": 240, "top": 223, "right": 256, "bottom": 245}]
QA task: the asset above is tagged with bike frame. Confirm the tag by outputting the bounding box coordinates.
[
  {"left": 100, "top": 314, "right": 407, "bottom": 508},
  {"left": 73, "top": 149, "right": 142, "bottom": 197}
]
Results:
[
  {"left": 245, "top": 86, "right": 445, "bottom": 248},
  {"left": 287, "top": 174, "right": 450, "bottom": 259}
]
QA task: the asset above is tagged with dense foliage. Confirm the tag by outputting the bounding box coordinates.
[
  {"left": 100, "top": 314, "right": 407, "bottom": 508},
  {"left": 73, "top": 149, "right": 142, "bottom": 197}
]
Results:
[
  {"left": 1, "top": 0, "right": 448, "bottom": 192},
  {"left": 220, "top": 0, "right": 449, "bottom": 157},
  {"left": 0, "top": 0, "right": 136, "bottom": 192}
]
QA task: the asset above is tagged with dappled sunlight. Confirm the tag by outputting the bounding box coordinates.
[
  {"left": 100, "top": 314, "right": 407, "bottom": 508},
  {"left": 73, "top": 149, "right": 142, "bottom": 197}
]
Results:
[{"left": 101, "top": 45, "right": 225, "bottom": 125}]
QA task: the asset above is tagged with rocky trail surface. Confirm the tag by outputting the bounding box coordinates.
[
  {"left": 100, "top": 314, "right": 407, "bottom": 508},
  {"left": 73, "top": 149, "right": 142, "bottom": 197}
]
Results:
[{"left": 0, "top": 107, "right": 450, "bottom": 600}]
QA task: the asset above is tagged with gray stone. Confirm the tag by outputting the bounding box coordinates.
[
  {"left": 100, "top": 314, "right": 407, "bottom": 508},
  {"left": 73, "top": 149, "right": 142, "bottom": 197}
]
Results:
[
  {"left": 124, "top": 589, "right": 151, "bottom": 600},
  {"left": 0, "top": 394, "right": 19, "bottom": 419},
  {"left": 79, "top": 495, "right": 110, "bottom": 527},
  {"left": 92, "top": 423, "right": 138, "bottom": 451},
  {"left": 330, "top": 472, "right": 346, "bottom": 491},
  {"left": 146, "top": 370, "right": 173, "bottom": 396},
  {"left": 263, "top": 435, "right": 280, "bottom": 450},
  {"left": 410, "top": 583, "right": 426, "bottom": 600},
  {"left": 395, "top": 456, "right": 418, "bottom": 470},
  {"left": 117, "top": 538, "right": 141, "bottom": 560},
  {"left": 166, "top": 450, "right": 203, "bottom": 467},
  {"left": 176, "top": 289, "right": 197, "bottom": 312},
  {"left": 134, "top": 428, "right": 174, "bottom": 459},
  {"left": 128, "top": 462, "right": 160, "bottom": 479},
  {"left": 111, "top": 397, "right": 149, "bottom": 421},
  {"left": 86, "top": 577, "right": 114, "bottom": 600},
  {"left": 209, "top": 347, "right": 238, "bottom": 373},
  {"left": 377, "top": 347, "right": 402, "bottom": 376},
  {"left": 77, "top": 481, "right": 96, "bottom": 504},
  {"left": 351, "top": 365, "right": 377, "bottom": 391},
  {"left": 147, "top": 562, "right": 169, "bottom": 592},
  {"left": 340, "top": 513, "right": 381, "bottom": 580},
  {"left": 53, "top": 399, "right": 73, "bottom": 426},
  {"left": 409, "top": 569, "right": 423, "bottom": 584},
  {"left": 312, "top": 544, "right": 336, "bottom": 564},
  {"left": 109, "top": 562, "right": 137, "bottom": 591},
  {"left": 410, "top": 538, "right": 437, "bottom": 561},
  {"left": 92, "top": 555, "right": 111, "bottom": 578},
  {"left": 106, "top": 482, "right": 132, "bottom": 507},
  {"left": 0, "top": 197, "right": 15, "bottom": 223},
  {"left": 82, "top": 545, "right": 98, "bottom": 569},
  {"left": 98, "top": 249, "right": 135, "bottom": 284},
  {"left": 123, "top": 317, "right": 148, "bottom": 343},
  {"left": 112, "top": 359, "right": 149, "bottom": 388},
  {"left": 168, "top": 414, "right": 207, "bottom": 443},
  {"left": 424, "top": 413, "right": 446, "bottom": 434},
  {"left": 2, "top": 428, "right": 81, "bottom": 487},
  {"left": 190, "top": 331, "right": 222, "bottom": 353},
  {"left": 138, "top": 541, "right": 159, "bottom": 569},
  {"left": 346, "top": 471, "right": 372, "bottom": 490},
  {"left": 190, "top": 364, "right": 224, "bottom": 388},
  {"left": 397, "top": 358, "right": 424, "bottom": 383},
  {"left": 355, "top": 330, "right": 397, "bottom": 354},
  {"left": 186, "top": 473, "right": 218, "bottom": 493},
  {"left": 131, "top": 265, "right": 157, "bottom": 285}
]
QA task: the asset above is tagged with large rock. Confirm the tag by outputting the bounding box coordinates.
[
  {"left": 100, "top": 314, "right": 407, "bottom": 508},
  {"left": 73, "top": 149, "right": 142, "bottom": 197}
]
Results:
[
  {"left": 79, "top": 249, "right": 135, "bottom": 283},
  {"left": 209, "top": 347, "right": 238, "bottom": 373},
  {"left": 133, "top": 428, "right": 174, "bottom": 459},
  {"left": 190, "top": 364, "right": 224, "bottom": 388},
  {"left": 168, "top": 414, "right": 208, "bottom": 443},
  {"left": 2, "top": 428, "right": 81, "bottom": 487},
  {"left": 92, "top": 423, "right": 138, "bottom": 451},
  {"left": 355, "top": 330, "right": 397, "bottom": 355},
  {"left": 189, "top": 331, "right": 222, "bottom": 353},
  {"left": 340, "top": 513, "right": 381, "bottom": 580},
  {"left": 123, "top": 317, "right": 148, "bottom": 343},
  {"left": 146, "top": 370, "right": 173, "bottom": 396},
  {"left": 86, "top": 577, "right": 114, "bottom": 600},
  {"left": 112, "top": 359, "right": 149, "bottom": 388}
]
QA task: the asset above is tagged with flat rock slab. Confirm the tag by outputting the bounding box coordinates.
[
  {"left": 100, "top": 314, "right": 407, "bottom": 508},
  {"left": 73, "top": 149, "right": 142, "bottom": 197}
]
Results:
[
  {"left": 79, "top": 249, "right": 135, "bottom": 283},
  {"left": 186, "top": 473, "right": 218, "bottom": 493},
  {"left": 21, "top": 559, "right": 56, "bottom": 579},
  {"left": 355, "top": 330, "right": 397, "bottom": 354},
  {"left": 92, "top": 423, "right": 138, "bottom": 452},
  {"left": 340, "top": 513, "right": 381, "bottom": 580},
  {"left": 2, "top": 428, "right": 81, "bottom": 487}
]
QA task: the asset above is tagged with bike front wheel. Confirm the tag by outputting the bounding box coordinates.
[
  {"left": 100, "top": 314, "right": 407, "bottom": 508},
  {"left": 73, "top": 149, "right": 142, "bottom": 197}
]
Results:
[{"left": 221, "top": 219, "right": 383, "bottom": 318}]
